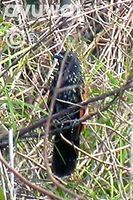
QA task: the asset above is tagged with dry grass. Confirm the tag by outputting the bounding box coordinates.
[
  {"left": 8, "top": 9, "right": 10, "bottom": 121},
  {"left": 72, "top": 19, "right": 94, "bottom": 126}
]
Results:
[{"left": 0, "top": 0, "right": 133, "bottom": 199}]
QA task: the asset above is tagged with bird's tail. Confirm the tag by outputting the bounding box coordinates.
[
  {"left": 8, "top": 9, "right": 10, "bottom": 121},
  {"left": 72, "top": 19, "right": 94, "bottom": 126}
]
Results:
[{"left": 52, "top": 130, "right": 80, "bottom": 177}]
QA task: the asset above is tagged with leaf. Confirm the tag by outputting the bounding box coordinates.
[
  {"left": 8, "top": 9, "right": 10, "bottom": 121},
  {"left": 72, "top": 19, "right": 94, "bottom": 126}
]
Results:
[
  {"left": 0, "top": 16, "right": 3, "bottom": 23},
  {"left": 107, "top": 73, "right": 119, "bottom": 86},
  {"left": 0, "top": 187, "right": 5, "bottom": 200}
]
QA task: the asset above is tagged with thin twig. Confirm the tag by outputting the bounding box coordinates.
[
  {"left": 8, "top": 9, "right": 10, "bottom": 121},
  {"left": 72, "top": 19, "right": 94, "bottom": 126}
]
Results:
[
  {"left": 0, "top": 17, "right": 68, "bottom": 79},
  {"left": 43, "top": 51, "right": 85, "bottom": 199},
  {"left": 60, "top": 134, "right": 131, "bottom": 172},
  {"left": 19, "top": 80, "right": 133, "bottom": 135},
  {"left": 0, "top": 152, "right": 63, "bottom": 200}
]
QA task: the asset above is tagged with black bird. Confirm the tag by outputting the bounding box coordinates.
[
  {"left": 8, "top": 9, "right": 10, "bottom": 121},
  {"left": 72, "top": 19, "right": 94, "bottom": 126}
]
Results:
[{"left": 47, "top": 51, "right": 85, "bottom": 177}]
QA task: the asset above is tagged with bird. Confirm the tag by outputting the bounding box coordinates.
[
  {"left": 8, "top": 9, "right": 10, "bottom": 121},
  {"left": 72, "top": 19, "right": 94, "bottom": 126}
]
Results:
[{"left": 47, "top": 50, "right": 85, "bottom": 177}]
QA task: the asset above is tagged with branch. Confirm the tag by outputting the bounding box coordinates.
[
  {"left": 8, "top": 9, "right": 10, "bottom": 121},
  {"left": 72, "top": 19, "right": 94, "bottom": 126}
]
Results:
[
  {"left": 0, "top": 96, "right": 116, "bottom": 148},
  {"left": 19, "top": 81, "right": 133, "bottom": 135},
  {"left": 0, "top": 152, "right": 63, "bottom": 200},
  {"left": 0, "top": 81, "right": 132, "bottom": 149},
  {"left": 42, "top": 51, "right": 85, "bottom": 200},
  {"left": 60, "top": 134, "right": 131, "bottom": 172}
]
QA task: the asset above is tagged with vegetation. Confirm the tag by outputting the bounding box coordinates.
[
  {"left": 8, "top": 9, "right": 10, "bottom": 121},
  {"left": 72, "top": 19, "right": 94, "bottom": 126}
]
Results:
[{"left": 0, "top": 0, "right": 133, "bottom": 199}]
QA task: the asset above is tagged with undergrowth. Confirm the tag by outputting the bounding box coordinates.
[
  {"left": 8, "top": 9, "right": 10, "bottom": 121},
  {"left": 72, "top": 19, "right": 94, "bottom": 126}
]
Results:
[{"left": 0, "top": 0, "right": 133, "bottom": 199}]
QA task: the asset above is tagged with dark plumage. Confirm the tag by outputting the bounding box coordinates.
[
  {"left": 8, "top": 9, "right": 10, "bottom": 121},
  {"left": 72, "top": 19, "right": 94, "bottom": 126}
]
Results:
[{"left": 48, "top": 51, "right": 84, "bottom": 177}]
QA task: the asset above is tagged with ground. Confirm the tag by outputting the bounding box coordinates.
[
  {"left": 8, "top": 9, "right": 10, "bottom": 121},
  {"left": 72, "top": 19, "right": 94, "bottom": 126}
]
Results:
[{"left": 0, "top": 0, "right": 133, "bottom": 199}]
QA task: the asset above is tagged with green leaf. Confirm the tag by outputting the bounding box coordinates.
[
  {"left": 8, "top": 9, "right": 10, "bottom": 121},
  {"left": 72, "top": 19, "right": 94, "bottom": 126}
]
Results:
[
  {"left": 107, "top": 73, "right": 119, "bottom": 86},
  {"left": 0, "top": 187, "right": 5, "bottom": 200},
  {"left": 0, "top": 16, "right": 3, "bottom": 23}
]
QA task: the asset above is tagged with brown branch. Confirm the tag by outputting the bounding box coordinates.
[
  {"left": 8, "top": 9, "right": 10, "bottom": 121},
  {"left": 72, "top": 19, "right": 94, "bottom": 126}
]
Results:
[
  {"left": 19, "top": 80, "right": 133, "bottom": 135},
  {"left": 60, "top": 134, "right": 131, "bottom": 172},
  {"left": 0, "top": 152, "right": 63, "bottom": 200},
  {"left": 0, "top": 96, "right": 116, "bottom": 148},
  {"left": 43, "top": 51, "right": 85, "bottom": 200},
  {"left": 0, "top": 82, "right": 132, "bottom": 148}
]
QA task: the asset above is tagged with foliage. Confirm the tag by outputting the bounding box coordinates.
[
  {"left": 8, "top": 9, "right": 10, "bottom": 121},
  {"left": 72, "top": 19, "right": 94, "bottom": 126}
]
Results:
[{"left": 0, "top": 0, "right": 133, "bottom": 199}]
